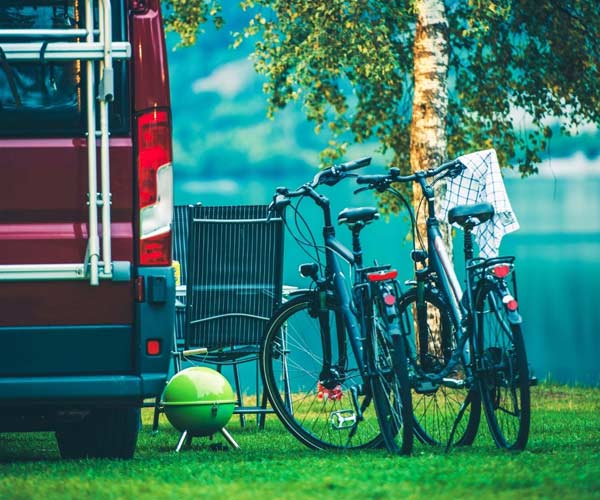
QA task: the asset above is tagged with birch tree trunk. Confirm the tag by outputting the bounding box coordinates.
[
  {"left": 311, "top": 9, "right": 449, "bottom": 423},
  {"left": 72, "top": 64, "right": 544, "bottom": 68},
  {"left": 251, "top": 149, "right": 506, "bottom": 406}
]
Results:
[{"left": 410, "top": 0, "right": 450, "bottom": 253}]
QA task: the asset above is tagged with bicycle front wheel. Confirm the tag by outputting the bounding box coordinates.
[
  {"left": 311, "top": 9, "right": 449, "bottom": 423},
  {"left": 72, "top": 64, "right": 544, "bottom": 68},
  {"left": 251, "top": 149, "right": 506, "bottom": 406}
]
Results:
[
  {"left": 474, "top": 280, "right": 530, "bottom": 450},
  {"left": 398, "top": 288, "right": 481, "bottom": 447},
  {"left": 369, "top": 321, "right": 414, "bottom": 455},
  {"left": 260, "top": 294, "right": 383, "bottom": 450}
]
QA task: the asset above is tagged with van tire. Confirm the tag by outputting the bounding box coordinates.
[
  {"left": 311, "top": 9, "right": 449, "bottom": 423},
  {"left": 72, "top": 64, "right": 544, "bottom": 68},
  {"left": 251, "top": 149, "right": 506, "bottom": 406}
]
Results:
[{"left": 55, "top": 407, "right": 140, "bottom": 459}]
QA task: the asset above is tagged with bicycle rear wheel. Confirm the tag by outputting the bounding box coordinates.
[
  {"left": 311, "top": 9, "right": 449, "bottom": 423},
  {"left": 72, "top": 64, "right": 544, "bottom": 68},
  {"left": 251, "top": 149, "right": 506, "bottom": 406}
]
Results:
[
  {"left": 474, "top": 280, "right": 530, "bottom": 450},
  {"left": 260, "top": 294, "right": 383, "bottom": 450},
  {"left": 369, "top": 320, "right": 413, "bottom": 455},
  {"left": 397, "top": 288, "right": 481, "bottom": 447}
]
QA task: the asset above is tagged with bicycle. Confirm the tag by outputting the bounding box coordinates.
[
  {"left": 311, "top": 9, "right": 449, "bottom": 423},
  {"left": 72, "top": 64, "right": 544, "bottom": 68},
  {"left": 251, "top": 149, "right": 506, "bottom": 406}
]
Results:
[
  {"left": 261, "top": 157, "right": 413, "bottom": 454},
  {"left": 355, "top": 159, "right": 531, "bottom": 450}
]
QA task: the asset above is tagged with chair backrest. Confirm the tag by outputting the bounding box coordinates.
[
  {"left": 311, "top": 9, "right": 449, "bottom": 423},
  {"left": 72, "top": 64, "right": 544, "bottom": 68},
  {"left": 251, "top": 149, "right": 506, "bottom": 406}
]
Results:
[
  {"left": 184, "top": 205, "right": 284, "bottom": 350},
  {"left": 173, "top": 204, "right": 192, "bottom": 285},
  {"left": 173, "top": 204, "right": 193, "bottom": 341}
]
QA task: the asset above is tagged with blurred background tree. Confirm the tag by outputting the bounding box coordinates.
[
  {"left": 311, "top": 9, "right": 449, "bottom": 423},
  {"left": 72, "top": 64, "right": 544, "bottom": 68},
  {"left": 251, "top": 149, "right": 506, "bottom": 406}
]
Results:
[
  {"left": 163, "top": 0, "right": 600, "bottom": 171},
  {"left": 163, "top": 0, "right": 599, "bottom": 234}
]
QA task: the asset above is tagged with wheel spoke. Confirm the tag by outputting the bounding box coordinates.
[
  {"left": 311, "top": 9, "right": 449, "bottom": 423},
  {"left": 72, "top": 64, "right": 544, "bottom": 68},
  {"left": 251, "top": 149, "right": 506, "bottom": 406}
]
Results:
[
  {"left": 261, "top": 297, "right": 382, "bottom": 450},
  {"left": 399, "top": 289, "right": 480, "bottom": 447}
]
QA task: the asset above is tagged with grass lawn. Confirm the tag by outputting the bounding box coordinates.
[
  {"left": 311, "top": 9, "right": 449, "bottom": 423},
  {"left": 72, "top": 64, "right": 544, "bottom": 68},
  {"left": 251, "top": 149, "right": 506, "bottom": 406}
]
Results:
[{"left": 0, "top": 384, "right": 598, "bottom": 499}]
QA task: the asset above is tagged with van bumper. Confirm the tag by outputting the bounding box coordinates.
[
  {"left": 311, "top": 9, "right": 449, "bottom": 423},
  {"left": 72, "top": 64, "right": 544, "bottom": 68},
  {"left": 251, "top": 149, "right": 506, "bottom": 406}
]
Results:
[
  {"left": 0, "top": 373, "right": 166, "bottom": 405},
  {"left": 0, "top": 267, "right": 175, "bottom": 410}
]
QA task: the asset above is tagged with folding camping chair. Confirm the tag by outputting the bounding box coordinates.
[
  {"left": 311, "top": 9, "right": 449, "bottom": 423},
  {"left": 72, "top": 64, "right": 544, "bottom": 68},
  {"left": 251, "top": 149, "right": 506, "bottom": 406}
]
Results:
[
  {"left": 153, "top": 204, "right": 285, "bottom": 435},
  {"left": 184, "top": 204, "right": 285, "bottom": 427}
]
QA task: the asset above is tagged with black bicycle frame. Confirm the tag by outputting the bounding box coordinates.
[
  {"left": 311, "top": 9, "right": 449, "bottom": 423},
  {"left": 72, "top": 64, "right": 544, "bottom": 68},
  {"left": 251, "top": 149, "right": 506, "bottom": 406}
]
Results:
[
  {"left": 412, "top": 175, "right": 474, "bottom": 377},
  {"left": 314, "top": 192, "right": 367, "bottom": 375},
  {"left": 417, "top": 174, "right": 465, "bottom": 326}
]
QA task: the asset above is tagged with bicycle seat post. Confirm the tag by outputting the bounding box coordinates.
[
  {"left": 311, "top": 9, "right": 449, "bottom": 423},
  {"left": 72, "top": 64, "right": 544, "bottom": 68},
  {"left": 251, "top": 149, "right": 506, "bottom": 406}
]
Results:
[
  {"left": 337, "top": 207, "right": 379, "bottom": 269},
  {"left": 351, "top": 223, "right": 365, "bottom": 268},
  {"left": 463, "top": 220, "right": 476, "bottom": 262}
]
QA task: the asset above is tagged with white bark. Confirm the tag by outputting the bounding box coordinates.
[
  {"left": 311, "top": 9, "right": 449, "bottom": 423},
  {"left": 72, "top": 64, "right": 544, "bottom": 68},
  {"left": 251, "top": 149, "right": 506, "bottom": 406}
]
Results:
[{"left": 410, "top": 0, "right": 450, "bottom": 252}]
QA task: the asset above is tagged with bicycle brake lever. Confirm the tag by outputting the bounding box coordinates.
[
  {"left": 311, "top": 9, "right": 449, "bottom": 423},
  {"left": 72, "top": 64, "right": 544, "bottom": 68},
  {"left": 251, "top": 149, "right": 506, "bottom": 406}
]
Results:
[
  {"left": 354, "top": 186, "right": 370, "bottom": 194},
  {"left": 448, "top": 161, "right": 466, "bottom": 178}
]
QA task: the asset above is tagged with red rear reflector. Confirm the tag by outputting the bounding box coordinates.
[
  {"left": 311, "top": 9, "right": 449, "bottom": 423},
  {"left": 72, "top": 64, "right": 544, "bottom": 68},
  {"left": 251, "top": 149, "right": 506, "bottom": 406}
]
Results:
[
  {"left": 506, "top": 299, "right": 518, "bottom": 311},
  {"left": 384, "top": 293, "right": 396, "bottom": 306},
  {"left": 492, "top": 264, "right": 511, "bottom": 279},
  {"left": 147, "top": 339, "right": 161, "bottom": 356},
  {"left": 367, "top": 269, "right": 398, "bottom": 282}
]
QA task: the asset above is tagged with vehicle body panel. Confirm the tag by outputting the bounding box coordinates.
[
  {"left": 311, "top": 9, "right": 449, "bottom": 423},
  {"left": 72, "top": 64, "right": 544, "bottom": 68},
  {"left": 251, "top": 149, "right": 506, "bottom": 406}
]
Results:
[{"left": 0, "top": 1, "right": 174, "bottom": 436}]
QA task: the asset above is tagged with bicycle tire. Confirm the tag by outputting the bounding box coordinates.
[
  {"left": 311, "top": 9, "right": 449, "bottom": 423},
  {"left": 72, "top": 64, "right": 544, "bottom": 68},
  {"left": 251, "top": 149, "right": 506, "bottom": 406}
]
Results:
[
  {"left": 474, "top": 280, "right": 530, "bottom": 450},
  {"left": 369, "top": 319, "right": 414, "bottom": 455},
  {"left": 397, "top": 288, "right": 481, "bottom": 447},
  {"left": 260, "top": 294, "right": 383, "bottom": 450}
]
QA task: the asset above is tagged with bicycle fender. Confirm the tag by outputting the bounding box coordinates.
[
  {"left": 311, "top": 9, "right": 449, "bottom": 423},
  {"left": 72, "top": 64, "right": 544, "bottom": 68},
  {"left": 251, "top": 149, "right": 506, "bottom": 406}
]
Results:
[{"left": 507, "top": 310, "right": 522, "bottom": 325}]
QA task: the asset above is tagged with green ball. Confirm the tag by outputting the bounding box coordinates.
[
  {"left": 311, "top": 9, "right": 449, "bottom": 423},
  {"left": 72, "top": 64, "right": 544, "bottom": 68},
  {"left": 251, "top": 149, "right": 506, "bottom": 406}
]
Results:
[{"left": 162, "top": 366, "right": 236, "bottom": 436}]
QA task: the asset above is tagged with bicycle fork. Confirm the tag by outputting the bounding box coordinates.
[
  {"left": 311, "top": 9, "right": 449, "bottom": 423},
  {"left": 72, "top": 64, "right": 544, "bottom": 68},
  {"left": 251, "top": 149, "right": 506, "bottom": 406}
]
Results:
[{"left": 309, "top": 287, "right": 367, "bottom": 433}]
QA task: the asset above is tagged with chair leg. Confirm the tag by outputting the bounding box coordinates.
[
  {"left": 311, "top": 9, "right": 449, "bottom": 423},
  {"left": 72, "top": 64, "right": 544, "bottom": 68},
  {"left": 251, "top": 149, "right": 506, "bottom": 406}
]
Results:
[
  {"left": 152, "top": 397, "right": 162, "bottom": 433},
  {"left": 255, "top": 362, "right": 260, "bottom": 427},
  {"left": 258, "top": 386, "right": 269, "bottom": 430},
  {"left": 232, "top": 362, "right": 246, "bottom": 428}
]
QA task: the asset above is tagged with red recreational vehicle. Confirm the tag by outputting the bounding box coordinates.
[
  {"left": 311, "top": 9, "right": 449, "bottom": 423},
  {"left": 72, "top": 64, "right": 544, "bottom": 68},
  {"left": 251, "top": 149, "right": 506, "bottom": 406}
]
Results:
[{"left": 0, "top": 0, "right": 174, "bottom": 458}]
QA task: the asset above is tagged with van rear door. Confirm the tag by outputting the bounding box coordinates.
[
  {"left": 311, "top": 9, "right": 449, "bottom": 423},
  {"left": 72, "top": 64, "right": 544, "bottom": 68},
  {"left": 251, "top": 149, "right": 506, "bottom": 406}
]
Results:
[
  {"left": 0, "top": 1, "right": 134, "bottom": 348},
  {"left": 0, "top": 1, "right": 136, "bottom": 378}
]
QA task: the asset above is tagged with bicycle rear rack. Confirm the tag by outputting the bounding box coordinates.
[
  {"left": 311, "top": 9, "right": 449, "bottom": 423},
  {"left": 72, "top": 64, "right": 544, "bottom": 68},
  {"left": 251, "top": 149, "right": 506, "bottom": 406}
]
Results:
[{"left": 0, "top": 0, "right": 131, "bottom": 285}]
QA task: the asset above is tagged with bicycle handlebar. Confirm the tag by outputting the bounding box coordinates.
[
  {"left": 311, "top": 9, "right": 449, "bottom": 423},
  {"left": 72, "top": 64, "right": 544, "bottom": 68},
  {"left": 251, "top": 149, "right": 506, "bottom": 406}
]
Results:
[
  {"left": 312, "top": 156, "right": 371, "bottom": 187},
  {"left": 355, "top": 159, "right": 463, "bottom": 189},
  {"left": 268, "top": 157, "right": 372, "bottom": 217},
  {"left": 337, "top": 156, "right": 372, "bottom": 172}
]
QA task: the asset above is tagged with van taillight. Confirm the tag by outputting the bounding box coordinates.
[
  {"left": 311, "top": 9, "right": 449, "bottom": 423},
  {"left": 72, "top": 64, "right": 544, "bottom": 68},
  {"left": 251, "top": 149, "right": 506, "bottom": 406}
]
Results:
[{"left": 137, "top": 110, "right": 173, "bottom": 266}]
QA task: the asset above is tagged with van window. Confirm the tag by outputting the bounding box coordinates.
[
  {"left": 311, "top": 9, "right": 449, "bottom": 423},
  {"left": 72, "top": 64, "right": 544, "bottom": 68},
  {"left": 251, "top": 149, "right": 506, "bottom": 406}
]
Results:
[{"left": 0, "top": 1, "right": 129, "bottom": 137}]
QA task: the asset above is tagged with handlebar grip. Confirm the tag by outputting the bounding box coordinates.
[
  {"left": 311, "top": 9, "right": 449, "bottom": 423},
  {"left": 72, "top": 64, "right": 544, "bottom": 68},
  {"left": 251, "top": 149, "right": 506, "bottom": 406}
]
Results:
[
  {"left": 274, "top": 194, "right": 291, "bottom": 208},
  {"left": 432, "top": 158, "right": 463, "bottom": 176},
  {"left": 338, "top": 156, "right": 371, "bottom": 172},
  {"left": 356, "top": 174, "right": 387, "bottom": 185},
  {"left": 267, "top": 194, "right": 291, "bottom": 221}
]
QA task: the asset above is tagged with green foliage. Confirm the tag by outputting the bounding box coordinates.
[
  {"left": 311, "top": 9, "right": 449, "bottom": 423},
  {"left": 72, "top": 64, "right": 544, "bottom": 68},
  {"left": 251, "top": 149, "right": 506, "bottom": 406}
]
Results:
[
  {"left": 162, "top": 0, "right": 224, "bottom": 47},
  {"left": 0, "top": 385, "right": 599, "bottom": 499},
  {"left": 165, "top": 1, "right": 600, "bottom": 177},
  {"left": 235, "top": 0, "right": 415, "bottom": 170},
  {"left": 447, "top": 0, "right": 600, "bottom": 175}
]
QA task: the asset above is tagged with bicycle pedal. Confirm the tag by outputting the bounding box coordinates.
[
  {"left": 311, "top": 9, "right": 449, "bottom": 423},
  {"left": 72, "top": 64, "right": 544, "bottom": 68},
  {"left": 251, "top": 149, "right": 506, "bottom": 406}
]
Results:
[
  {"left": 329, "top": 410, "right": 357, "bottom": 430},
  {"left": 442, "top": 377, "right": 466, "bottom": 389}
]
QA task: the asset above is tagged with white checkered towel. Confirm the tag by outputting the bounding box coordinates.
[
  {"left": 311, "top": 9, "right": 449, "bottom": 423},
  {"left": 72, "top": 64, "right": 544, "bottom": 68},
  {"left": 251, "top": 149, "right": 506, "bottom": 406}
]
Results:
[{"left": 438, "top": 149, "right": 519, "bottom": 258}]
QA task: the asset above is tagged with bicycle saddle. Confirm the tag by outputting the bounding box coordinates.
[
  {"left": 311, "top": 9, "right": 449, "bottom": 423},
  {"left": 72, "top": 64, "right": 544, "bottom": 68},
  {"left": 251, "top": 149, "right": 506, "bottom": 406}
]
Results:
[
  {"left": 337, "top": 207, "right": 380, "bottom": 227},
  {"left": 448, "top": 202, "right": 494, "bottom": 227}
]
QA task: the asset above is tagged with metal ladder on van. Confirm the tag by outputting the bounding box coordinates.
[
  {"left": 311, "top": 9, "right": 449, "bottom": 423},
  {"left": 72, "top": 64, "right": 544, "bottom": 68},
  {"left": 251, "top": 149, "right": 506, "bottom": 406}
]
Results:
[{"left": 0, "top": 0, "right": 131, "bottom": 285}]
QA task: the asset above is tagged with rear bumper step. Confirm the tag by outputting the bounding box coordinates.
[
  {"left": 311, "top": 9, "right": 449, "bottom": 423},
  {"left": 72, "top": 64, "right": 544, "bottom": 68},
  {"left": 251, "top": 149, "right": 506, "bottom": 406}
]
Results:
[{"left": 0, "top": 374, "right": 167, "bottom": 403}]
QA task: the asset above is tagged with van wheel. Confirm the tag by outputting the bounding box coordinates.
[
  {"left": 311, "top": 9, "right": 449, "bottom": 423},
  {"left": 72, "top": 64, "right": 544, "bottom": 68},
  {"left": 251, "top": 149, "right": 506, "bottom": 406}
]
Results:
[
  {"left": 55, "top": 417, "right": 90, "bottom": 459},
  {"left": 56, "top": 407, "right": 140, "bottom": 459}
]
